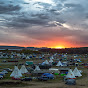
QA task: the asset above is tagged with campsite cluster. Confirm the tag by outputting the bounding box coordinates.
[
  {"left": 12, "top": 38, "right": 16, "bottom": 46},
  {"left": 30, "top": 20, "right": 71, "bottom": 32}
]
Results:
[{"left": 0, "top": 51, "right": 88, "bottom": 85}]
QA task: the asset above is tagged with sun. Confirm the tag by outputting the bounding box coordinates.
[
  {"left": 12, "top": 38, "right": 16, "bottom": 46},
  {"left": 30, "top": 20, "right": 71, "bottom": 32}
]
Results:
[{"left": 54, "top": 46, "right": 65, "bottom": 49}]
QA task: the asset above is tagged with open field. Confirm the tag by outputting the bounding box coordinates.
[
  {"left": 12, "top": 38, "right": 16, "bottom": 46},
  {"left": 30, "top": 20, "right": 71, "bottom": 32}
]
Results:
[{"left": 0, "top": 54, "right": 88, "bottom": 88}]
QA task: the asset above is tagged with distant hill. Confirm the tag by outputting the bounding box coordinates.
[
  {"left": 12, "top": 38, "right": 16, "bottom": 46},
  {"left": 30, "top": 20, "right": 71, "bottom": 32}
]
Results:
[{"left": 0, "top": 46, "right": 25, "bottom": 49}]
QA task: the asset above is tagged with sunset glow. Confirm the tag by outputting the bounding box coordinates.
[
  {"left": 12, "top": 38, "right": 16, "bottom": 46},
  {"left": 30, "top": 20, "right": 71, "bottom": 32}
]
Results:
[{"left": 54, "top": 46, "right": 65, "bottom": 49}]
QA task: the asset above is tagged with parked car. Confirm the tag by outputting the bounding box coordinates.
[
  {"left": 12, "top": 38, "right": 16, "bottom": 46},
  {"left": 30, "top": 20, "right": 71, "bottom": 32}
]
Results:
[
  {"left": 2, "top": 70, "right": 8, "bottom": 74},
  {"left": 0, "top": 75, "right": 3, "bottom": 79},
  {"left": 2, "top": 60, "right": 6, "bottom": 63},
  {"left": 38, "top": 75, "right": 48, "bottom": 81},
  {"left": 0, "top": 72, "right": 5, "bottom": 76},
  {"left": 3, "top": 68, "right": 12, "bottom": 72},
  {"left": 65, "top": 79, "right": 76, "bottom": 85},
  {"left": 21, "top": 77, "right": 32, "bottom": 81}
]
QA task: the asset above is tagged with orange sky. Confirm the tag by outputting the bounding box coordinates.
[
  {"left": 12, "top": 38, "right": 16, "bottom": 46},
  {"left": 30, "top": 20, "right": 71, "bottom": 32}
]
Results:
[{"left": 0, "top": 40, "right": 81, "bottom": 49}]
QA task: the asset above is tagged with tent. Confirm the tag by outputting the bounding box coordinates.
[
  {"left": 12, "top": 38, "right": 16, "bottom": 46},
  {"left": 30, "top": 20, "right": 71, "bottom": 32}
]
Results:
[
  {"left": 44, "top": 60, "right": 49, "bottom": 64},
  {"left": 42, "top": 73, "right": 54, "bottom": 79},
  {"left": 50, "top": 56, "right": 54, "bottom": 59},
  {"left": 66, "top": 69, "right": 76, "bottom": 79},
  {"left": 26, "top": 56, "right": 30, "bottom": 59},
  {"left": 34, "top": 65, "right": 41, "bottom": 71},
  {"left": 49, "top": 59, "right": 53, "bottom": 63},
  {"left": 73, "top": 67, "right": 82, "bottom": 77},
  {"left": 56, "top": 61, "right": 63, "bottom": 66},
  {"left": 20, "top": 65, "right": 28, "bottom": 74},
  {"left": 10, "top": 66, "right": 22, "bottom": 78}
]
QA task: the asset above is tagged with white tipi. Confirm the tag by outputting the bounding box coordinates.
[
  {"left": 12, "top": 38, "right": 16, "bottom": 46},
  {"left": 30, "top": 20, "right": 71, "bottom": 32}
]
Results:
[
  {"left": 44, "top": 60, "right": 49, "bottom": 64},
  {"left": 66, "top": 69, "right": 76, "bottom": 79},
  {"left": 26, "top": 56, "right": 30, "bottom": 59},
  {"left": 20, "top": 65, "right": 28, "bottom": 74},
  {"left": 34, "top": 65, "right": 40, "bottom": 71},
  {"left": 73, "top": 67, "right": 82, "bottom": 77},
  {"left": 49, "top": 59, "right": 53, "bottom": 63},
  {"left": 10, "top": 66, "right": 22, "bottom": 78},
  {"left": 56, "top": 61, "right": 63, "bottom": 66},
  {"left": 50, "top": 56, "right": 54, "bottom": 59}
]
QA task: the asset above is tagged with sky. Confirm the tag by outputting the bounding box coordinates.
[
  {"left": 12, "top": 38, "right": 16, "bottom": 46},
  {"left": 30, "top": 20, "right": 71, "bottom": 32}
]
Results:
[{"left": 0, "top": 0, "right": 88, "bottom": 48}]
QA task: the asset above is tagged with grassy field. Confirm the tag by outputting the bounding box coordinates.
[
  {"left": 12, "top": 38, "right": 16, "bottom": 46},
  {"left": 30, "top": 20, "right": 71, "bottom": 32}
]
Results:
[{"left": 0, "top": 55, "right": 88, "bottom": 88}]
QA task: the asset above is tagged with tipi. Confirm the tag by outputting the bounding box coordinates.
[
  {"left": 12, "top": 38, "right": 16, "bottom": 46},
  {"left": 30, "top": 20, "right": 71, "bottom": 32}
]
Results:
[
  {"left": 20, "top": 65, "right": 28, "bottom": 74},
  {"left": 73, "top": 67, "right": 82, "bottom": 77},
  {"left": 44, "top": 60, "right": 49, "bottom": 64},
  {"left": 10, "top": 66, "right": 22, "bottom": 78},
  {"left": 66, "top": 69, "right": 76, "bottom": 79},
  {"left": 56, "top": 61, "right": 63, "bottom": 66},
  {"left": 49, "top": 59, "right": 53, "bottom": 63},
  {"left": 34, "top": 65, "right": 40, "bottom": 71}
]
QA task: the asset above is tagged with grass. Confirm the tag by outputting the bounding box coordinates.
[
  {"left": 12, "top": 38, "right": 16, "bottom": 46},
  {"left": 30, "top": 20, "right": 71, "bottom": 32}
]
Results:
[
  {"left": 0, "top": 56, "right": 88, "bottom": 88},
  {"left": 0, "top": 81, "right": 32, "bottom": 87}
]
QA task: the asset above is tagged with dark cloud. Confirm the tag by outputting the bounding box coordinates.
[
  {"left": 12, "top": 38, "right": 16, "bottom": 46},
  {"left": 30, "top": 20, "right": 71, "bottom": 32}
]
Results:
[
  {"left": 0, "top": 4, "right": 21, "bottom": 14},
  {"left": 5, "top": 16, "right": 48, "bottom": 28},
  {"left": 31, "top": 13, "right": 49, "bottom": 19},
  {"left": 0, "top": 2, "right": 4, "bottom": 4},
  {"left": 64, "top": 3, "right": 81, "bottom": 8}
]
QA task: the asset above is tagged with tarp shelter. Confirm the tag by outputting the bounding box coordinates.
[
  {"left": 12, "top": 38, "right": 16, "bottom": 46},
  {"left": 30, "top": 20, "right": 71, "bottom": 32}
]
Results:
[
  {"left": 49, "top": 68, "right": 60, "bottom": 74},
  {"left": 60, "top": 73, "right": 66, "bottom": 76},
  {"left": 26, "top": 61, "right": 33, "bottom": 65},
  {"left": 42, "top": 73, "right": 54, "bottom": 79},
  {"left": 54, "top": 73, "right": 59, "bottom": 75}
]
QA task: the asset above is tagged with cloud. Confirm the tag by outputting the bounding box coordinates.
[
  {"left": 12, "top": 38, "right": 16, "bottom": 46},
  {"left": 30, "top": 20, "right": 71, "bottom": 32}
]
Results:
[
  {"left": 0, "top": 0, "right": 88, "bottom": 47},
  {"left": 0, "top": 4, "right": 21, "bottom": 14}
]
